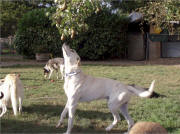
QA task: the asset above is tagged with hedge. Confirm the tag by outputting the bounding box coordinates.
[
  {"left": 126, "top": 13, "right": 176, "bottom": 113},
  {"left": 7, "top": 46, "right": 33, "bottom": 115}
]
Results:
[
  {"left": 13, "top": 7, "right": 63, "bottom": 58},
  {"left": 67, "top": 10, "right": 129, "bottom": 60},
  {"left": 14, "top": 7, "right": 129, "bottom": 60}
]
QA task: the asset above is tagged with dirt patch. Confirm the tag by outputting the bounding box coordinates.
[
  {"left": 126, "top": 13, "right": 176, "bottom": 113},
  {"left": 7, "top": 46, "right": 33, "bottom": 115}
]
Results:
[
  {"left": 1, "top": 57, "right": 180, "bottom": 67},
  {"left": 83, "top": 58, "right": 180, "bottom": 66}
]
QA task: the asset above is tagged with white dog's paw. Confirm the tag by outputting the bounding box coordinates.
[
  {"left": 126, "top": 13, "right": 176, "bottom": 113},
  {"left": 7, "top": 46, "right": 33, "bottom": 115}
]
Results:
[
  {"left": 105, "top": 126, "right": 113, "bottom": 131},
  {"left": 56, "top": 122, "right": 61, "bottom": 128},
  {"left": 63, "top": 132, "right": 70, "bottom": 134}
]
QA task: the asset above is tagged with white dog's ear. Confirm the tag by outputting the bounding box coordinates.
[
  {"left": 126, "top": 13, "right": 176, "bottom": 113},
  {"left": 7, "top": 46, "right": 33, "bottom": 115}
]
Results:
[{"left": 0, "top": 92, "right": 4, "bottom": 99}]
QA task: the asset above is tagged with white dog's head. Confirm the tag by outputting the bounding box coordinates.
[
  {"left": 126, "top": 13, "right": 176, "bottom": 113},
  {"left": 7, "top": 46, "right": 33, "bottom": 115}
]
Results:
[{"left": 62, "top": 43, "right": 80, "bottom": 71}]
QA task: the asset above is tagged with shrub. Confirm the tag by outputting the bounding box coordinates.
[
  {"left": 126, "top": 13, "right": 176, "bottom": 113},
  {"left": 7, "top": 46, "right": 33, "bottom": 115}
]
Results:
[
  {"left": 0, "top": 1, "right": 33, "bottom": 37},
  {"left": 14, "top": 7, "right": 63, "bottom": 58},
  {"left": 67, "top": 10, "right": 129, "bottom": 60}
]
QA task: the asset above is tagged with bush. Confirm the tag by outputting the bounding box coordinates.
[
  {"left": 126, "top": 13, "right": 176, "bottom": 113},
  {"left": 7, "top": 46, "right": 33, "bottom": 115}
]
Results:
[
  {"left": 14, "top": 7, "right": 63, "bottom": 58},
  {"left": 0, "top": 1, "right": 34, "bottom": 37},
  {"left": 67, "top": 10, "right": 129, "bottom": 60}
]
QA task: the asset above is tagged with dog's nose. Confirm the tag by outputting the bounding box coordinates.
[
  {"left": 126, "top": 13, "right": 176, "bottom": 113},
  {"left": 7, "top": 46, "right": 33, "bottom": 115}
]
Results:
[{"left": 63, "top": 43, "right": 68, "bottom": 47}]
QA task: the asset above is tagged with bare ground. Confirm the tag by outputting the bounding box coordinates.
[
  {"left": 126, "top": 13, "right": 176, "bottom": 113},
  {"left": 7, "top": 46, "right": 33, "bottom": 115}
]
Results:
[{"left": 1, "top": 54, "right": 180, "bottom": 67}]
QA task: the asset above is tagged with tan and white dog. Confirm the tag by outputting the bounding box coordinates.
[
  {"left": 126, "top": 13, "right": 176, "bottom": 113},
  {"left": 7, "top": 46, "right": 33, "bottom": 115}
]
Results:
[
  {"left": 56, "top": 43, "right": 155, "bottom": 134},
  {"left": 44, "top": 58, "right": 64, "bottom": 80},
  {"left": 0, "top": 74, "right": 24, "bottom": 117}
]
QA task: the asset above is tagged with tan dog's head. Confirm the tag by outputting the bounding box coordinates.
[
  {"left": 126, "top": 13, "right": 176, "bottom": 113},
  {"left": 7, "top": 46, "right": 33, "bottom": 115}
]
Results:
[
  {"left": 0, "top": 79, "right": 4, "bottom": 86},
  {"left": 0, "top": 79, "right": 4, "bottom": 100},
  {"left": 62, "top": 43, "right": 80, "bottom": 70}
]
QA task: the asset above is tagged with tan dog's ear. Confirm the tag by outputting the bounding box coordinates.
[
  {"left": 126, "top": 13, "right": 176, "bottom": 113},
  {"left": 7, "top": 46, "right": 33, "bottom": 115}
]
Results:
[{"left": 0, "top": 79, "right": 4, "bottom": 83}]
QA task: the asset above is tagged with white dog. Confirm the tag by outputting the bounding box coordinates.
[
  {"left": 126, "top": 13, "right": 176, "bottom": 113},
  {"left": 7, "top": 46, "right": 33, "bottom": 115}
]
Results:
[
  {"left": 44, "top": 57, "right": 64, "bottom": 80},
  {"left": 0, "top": 74, "right": 24, "bottom": 117},
  {"left": 56, "top": 43, "right": 155, "bottom": 134}
]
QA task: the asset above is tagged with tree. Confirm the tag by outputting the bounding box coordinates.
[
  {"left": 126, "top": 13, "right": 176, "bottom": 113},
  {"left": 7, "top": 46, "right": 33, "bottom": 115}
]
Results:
[
  {"left": 137, "top": 0, "right": 180, "bottom": 34},
  {"left": 0, "top": 0, "right": 55, "bottom": 37},
  {"left": 110, "top": 0, "right": 146, "bottom": 13},
  {"left": 52, "top": 0, "right": 104, "bottom": 40},
  {"left": 0, "top": 1, "right": 33, "bottom": 37},
  {"left": 52, "top": 0, "right": 129, "bottom": 60}
]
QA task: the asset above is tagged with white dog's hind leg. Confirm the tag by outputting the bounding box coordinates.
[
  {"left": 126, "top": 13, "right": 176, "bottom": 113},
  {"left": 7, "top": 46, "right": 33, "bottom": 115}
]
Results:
[
  {"left": 11, "top": 92, "right": 18, "bottom": 116},
  {"left": 18, "top": 97, "right": 23, "bottom": 113},
  {"left": 60, "top": 65, "right": 64, "bottom": 80},
  {"left": 56, "top": 102, "right": 68, "bottom": 128},
  {"left": 120, "top": 103, "right": 134, "bottom": 130},
  {"left": 0, "top": 104, "right": 7, "bottom": 117},
  {"left": 105, "top": 111, "right": 120, "bottom": 131},
  {"left": 106, "top": 102, "right": 120, "bottom": 131}
]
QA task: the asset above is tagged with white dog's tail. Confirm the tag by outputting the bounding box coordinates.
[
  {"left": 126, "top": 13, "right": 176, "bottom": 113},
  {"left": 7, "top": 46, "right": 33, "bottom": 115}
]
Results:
[{"left": 127, "top": 80, "right": 155, "bottom": 98}]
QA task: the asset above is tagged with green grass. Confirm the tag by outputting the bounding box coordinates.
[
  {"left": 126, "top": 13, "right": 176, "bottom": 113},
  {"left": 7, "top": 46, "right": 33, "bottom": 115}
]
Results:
[{"left": 0, "top": 64, "right": 180, "bottom": 133}]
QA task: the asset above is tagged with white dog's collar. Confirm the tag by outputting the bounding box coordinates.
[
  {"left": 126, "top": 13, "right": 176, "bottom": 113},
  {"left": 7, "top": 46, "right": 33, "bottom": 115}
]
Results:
[{"left": 65, "top": 70, "right": 81, "bottom": 77}]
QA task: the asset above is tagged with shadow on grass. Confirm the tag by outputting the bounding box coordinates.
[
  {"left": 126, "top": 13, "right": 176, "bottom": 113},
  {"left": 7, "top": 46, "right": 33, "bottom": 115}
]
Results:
[
  {"left": 17, "top": 104, "right": 125, "bottom": 133},
  {"left": 23, "top": 104, "right": 113, "bottom": 121},
  {"left": 1, "top": 118, "right": 65, "bottom": 133},
  {"left": 1, "top": 104, "right": 125, "bottom": 133},
  {"left": 1, "top": 118, "right": 124, "bottom": 133},
  {"left": 2, "top": 104, "right": 176, "bottom": 133}
]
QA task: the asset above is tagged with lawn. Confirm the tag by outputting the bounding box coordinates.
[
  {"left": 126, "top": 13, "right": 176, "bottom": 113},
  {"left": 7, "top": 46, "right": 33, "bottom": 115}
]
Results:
[{"left": 0, "top": 63, "right": 180, "bottom": 133}]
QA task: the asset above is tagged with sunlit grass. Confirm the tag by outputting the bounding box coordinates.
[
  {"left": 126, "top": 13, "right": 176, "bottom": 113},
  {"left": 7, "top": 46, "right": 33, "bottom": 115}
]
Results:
[{"left": 0, "top": 64, "right": 180, "bottom": 133}]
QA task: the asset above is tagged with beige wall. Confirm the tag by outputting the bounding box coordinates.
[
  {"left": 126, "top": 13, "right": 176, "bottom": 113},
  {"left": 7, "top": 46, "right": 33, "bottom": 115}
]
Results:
[{"left": 149, "top": 25, "right": 161, "bottom": 60}]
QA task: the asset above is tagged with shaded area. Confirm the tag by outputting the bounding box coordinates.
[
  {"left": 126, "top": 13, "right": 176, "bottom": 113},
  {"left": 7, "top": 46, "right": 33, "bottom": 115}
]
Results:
[{"left": 1, "top": 104, "right": 127, "bottom": 133}]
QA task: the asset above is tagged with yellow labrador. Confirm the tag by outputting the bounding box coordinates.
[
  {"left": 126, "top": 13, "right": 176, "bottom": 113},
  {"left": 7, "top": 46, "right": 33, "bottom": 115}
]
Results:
[
  {"left": 129, "top": 122, "right": 168, "bottom": 134},
  {"left": 0, "top": 74, "right": 24, "bottom": 117},
  {"left": 56, "top": 43, "right": 155, "bottom": 134}
]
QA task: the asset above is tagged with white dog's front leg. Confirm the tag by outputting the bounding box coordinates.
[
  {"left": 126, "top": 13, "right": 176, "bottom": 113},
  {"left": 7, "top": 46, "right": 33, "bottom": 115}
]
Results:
[
  {"left": 56, "top": 102, "right": 69, "bottom": 128},
  {"left": 56, "top": 70, "right": 59, "bottom": 79},
  {"left": 48, "top": 70, "right": 53, "bottom": 79},
  {"left": 65, "top": 100, "right": 78, "bottom": 134}
]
